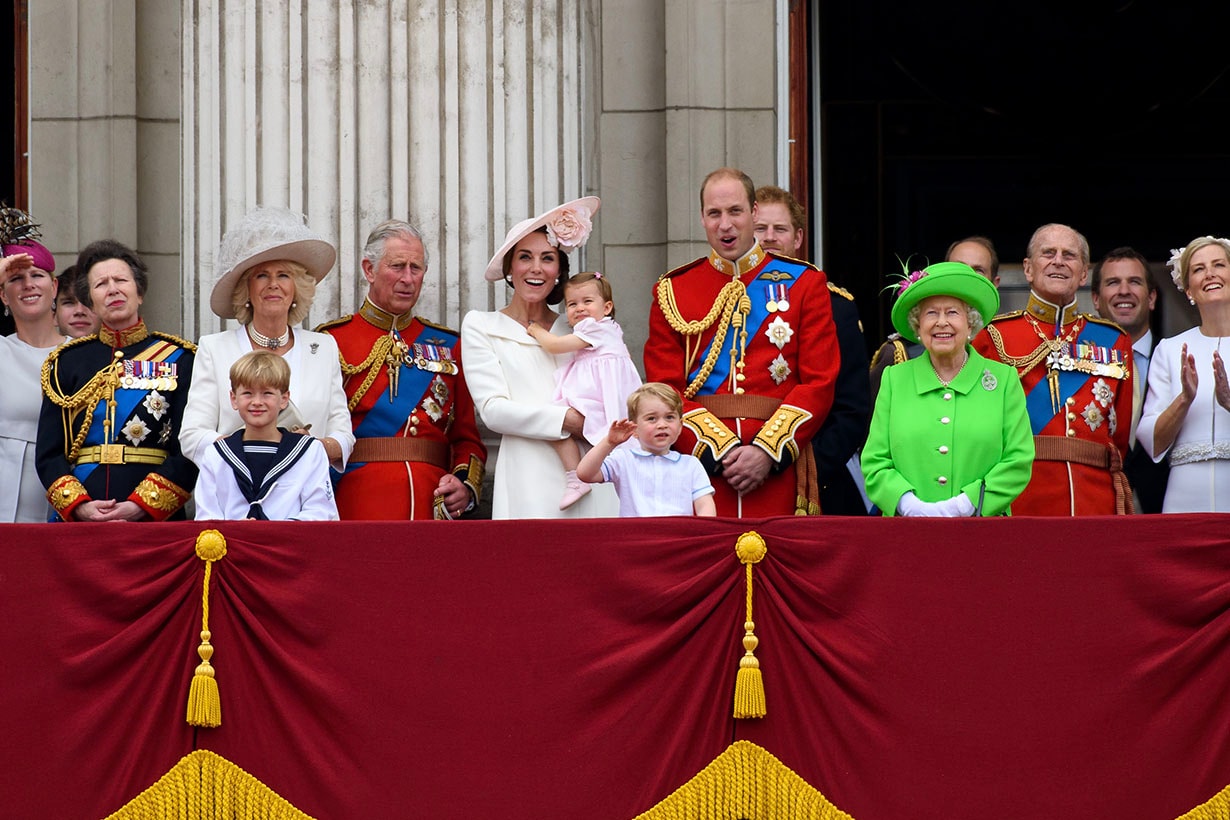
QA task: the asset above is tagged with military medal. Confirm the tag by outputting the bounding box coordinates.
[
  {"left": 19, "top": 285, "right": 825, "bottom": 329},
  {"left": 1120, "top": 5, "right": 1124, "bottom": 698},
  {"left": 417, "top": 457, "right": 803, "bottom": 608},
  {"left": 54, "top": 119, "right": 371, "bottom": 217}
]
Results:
[
  {"left": 775, "top": 283, "right": 790, "bottom": 313},
  {"left": 764, "top": 283, "right": 789, "bottom": 314}
]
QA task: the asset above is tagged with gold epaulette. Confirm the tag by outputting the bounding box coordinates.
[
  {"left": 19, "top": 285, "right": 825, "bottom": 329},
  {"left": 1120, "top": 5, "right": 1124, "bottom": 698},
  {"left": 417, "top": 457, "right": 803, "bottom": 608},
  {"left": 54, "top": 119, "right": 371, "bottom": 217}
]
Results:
[
  {"left": 314, "top": 314, "right": 354, "bottom": 333},
  {"left": 1082, "top": 313, "right": 1130, "bottom": 336},
  {"left": 988, "top": 309, "right": 1025, "bottom": 323},
  {"left": 44, "top": 333, "right": 97, "bottom": 364},
  {"left": 657, "top": 257, "right": 706, "bottom": 281},
  {"left": 418, "top": 316, "right": 460, "bottom": 336},
  {"left": 764, "top": 249, "right": 811, "bottom": 266},
  {"left": 827, "top": 282, "right": 855, "bottom": 302},
  {"left": 151, "top": 330, "right": 197, "bottom": 353}
]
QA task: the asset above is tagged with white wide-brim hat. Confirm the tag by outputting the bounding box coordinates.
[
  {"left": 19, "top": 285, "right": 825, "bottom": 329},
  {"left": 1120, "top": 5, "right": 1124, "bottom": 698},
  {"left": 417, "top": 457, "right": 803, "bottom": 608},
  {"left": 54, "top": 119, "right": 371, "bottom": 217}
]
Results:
[
  {"left": 483, "top": 196, "right": 601, "bottom": 281},
  {"left": 210, "top": 206, "right": 337, "bottom": 319}
]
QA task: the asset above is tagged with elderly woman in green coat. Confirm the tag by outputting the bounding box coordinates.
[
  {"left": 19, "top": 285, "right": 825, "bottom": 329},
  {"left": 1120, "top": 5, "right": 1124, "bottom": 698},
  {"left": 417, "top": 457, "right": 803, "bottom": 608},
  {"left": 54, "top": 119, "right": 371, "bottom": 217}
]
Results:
[{"left": 862, "top": 261, "right": 1034, "bottom": 516}]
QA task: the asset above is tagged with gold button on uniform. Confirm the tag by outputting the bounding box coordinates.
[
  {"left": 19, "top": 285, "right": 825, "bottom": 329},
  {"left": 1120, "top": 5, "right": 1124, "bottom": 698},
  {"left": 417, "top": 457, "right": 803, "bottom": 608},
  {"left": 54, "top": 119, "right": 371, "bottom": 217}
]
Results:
[
  {"left": 1066, "top": 429, "right": 1076, "bottom": 437},
  {"left": 409, "top": 427, "right": 418, "bottom": 436}
]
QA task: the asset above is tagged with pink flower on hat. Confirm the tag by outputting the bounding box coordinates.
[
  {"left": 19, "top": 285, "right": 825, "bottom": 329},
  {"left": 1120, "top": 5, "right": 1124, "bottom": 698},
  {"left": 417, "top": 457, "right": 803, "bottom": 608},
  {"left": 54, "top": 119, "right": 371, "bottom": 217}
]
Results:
[
  {"left": 545, "top": 207, "right": 593, "bottom": 251},
  {"left": 896, "top": 269, "right": 927, "bottom": 295}
]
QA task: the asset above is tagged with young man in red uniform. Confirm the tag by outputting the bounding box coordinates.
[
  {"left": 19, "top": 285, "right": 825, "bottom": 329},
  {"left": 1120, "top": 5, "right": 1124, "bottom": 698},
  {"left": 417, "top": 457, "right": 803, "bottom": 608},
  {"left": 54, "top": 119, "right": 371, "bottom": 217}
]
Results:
[
  {"left": 973, "top": 223, "right": 1134, "bottom": 515},
  {"left": 318, "top": 221, "right": 485, "bottom": 520},
  {"left": 643, "top": 168, "right": 839, "bottom": 517}
]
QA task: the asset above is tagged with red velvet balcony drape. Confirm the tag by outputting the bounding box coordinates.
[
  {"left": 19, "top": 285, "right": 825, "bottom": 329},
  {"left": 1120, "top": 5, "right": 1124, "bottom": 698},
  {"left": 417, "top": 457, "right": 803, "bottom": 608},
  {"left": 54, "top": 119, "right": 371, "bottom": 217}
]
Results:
[{"left": 2, "top": 515, "right": 1229, "bottom": 818}]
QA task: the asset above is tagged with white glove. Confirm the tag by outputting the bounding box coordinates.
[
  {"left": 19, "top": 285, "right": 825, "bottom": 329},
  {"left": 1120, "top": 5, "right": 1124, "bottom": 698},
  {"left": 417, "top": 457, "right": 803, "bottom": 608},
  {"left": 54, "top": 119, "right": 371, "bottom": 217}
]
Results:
[
  {"left": 896, "top": 491, "right": 934, "bottom": 517},
  {"left": 932, "top": 494, "right": 976, "bottom": 518}
]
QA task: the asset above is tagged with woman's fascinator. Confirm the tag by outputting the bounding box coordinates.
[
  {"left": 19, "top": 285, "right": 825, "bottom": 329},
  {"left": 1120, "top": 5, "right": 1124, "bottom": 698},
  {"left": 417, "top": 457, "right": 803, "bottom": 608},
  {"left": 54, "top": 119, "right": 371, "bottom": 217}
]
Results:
[
  {"left": 0, "top": 204, "right": 56, "bottom": 275},
  {"left": 1167, "top": 236, "right": 1230, "bottom": 304},
  {"left": 484, "top": 197, "right": 600, "bottom": 281},
  {"left": 211, "top": 207, "right": 336, "bottom": 319},
  {"left": 889, "top": 260, "right": 1000, "bottom": 344}
]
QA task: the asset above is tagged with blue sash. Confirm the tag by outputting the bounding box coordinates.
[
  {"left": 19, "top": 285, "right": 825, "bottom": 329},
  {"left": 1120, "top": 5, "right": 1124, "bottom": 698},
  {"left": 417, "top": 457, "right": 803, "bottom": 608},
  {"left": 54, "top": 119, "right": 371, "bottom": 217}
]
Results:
[
  {"left": 345, "top": 324, "right": 455, "bottom": 474},
  {"left": 687, "top": 258, "right": 808, "bottom": 392},
  {"left": 1023, "top": 320, "right": 1122, "bottom": 434}
]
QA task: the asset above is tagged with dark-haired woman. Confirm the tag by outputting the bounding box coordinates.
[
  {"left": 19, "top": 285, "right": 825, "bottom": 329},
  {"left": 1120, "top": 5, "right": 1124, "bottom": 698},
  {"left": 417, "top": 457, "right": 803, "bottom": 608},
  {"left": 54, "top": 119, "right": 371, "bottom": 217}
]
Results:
[
  {"left": 37, "top": 240, "right": 197, "bottom": 521},
  {"left": 460, "top": 197, "right": 618, "bottom": 519}
]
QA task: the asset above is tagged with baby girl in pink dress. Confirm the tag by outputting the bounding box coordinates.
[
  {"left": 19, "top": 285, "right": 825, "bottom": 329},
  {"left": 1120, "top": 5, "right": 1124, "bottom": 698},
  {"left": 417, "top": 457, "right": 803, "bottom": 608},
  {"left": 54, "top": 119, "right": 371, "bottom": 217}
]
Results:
[{"left": 527, "top": 272, "right": 642, "bottom": 508}]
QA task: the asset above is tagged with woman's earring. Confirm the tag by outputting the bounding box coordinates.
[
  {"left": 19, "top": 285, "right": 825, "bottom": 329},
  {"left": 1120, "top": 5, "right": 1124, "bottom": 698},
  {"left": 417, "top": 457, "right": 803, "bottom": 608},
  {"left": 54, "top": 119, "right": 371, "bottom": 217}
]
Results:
[
  {"left": 291, "top": 301, "right": 297, "bottom": 308},
  {"left": 2, "top": 304, "right": 8, "bottom": 317},
  {"left": 245, "top": 300, "right": 252, "bottom": 308}
]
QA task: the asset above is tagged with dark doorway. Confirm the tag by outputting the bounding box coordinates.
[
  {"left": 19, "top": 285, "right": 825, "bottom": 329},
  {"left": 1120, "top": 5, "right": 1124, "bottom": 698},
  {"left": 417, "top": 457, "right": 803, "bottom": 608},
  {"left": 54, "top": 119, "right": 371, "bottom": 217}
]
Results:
[
  {"left": 819, "top": 1, "right": 1230, "bottom": 345},
  {"left": 3, "top": 0, "right": 24, "bottom": 336}
]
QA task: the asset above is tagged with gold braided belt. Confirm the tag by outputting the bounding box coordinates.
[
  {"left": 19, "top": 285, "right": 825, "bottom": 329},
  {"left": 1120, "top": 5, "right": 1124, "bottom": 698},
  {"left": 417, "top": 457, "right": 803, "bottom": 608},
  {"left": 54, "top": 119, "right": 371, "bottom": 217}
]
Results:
[
  {"left": 75, "top": 445, "right": 168, "bottom": 466},
  {"left": 350, "top": 437, "right": 448, "bottom": 469}
]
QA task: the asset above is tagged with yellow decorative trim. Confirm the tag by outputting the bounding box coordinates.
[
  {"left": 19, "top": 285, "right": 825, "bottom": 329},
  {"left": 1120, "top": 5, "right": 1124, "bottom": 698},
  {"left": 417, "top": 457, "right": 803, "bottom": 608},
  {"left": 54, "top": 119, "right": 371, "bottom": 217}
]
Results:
[
  {"left": 753, "top": 403, "right": 812, "bottom": 463},
  {"left": 733, "top": 531, "right": 767, "bottom": 719},
  {"left": 682, "top": 408, "right": 738, "bottom": 461},
  {"left": 707, "top": 244, "right": 764, "bottom": 278},
  {"left": 457, "top": 454, "right": 484, "bottom": 504},
  {"left": 1176, "top": 782, "right": 1230, "bottom": 819},
  {"left": 103, "top": 749, "right": 314, "bottom": 819},
  {"left": 357, "top": 297, "right": 415, "bottom": 331},
  {"left": 98, "top": 320, "right": 150, "bottom": 349},
  {"left": 47, "top": 475, "right": 89, "bottom": 517},
  {"left": 186, "top": 529, "right": 227, "bottom": 729},
  {"left": 132, "top": 475, "right": 190, "bottom": 520},
  {"left": 827, "top": 282, "right": 854, "bottom": 302},
  {"left": 634, "top": 741, "right": 853, "bottom": 820},
  {"left": 1023, "top": 292, "right": 1080, "bottom": 326},
  {"left": 77, "top": 445, "right": 168, "bottom": 465},
  {"left": 891, "top": 338, "right": 909, "bottom": 366}
]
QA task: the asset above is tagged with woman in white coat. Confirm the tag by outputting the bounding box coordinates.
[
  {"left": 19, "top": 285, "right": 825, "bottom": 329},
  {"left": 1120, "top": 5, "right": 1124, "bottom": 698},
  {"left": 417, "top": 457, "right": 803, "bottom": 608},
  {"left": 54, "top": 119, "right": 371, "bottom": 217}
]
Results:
[
  {"left": 461, "top": 198, "right": 618, "bottom": 518},
  {"left": 180, "top": 207, "right": 354, "bottom": 471},
  {"left": 0, "top": 207, "right": 67, "bottom": 522}
]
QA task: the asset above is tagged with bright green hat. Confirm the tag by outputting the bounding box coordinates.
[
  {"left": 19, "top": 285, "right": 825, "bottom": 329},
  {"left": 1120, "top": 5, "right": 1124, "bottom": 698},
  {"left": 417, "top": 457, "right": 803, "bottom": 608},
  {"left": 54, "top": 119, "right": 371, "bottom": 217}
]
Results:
[{"left": 890, "top": 261, "right": 1000, "bottom": 344}]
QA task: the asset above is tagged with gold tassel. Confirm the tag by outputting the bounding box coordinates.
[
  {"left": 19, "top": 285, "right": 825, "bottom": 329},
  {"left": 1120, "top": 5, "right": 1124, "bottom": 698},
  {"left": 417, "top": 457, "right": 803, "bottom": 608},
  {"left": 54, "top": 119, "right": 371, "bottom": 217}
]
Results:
[
  {"left": 733, "top": 531, "right": 767, "bottom": 719},
  {"left": 186, "top": 529, "right": 227, "bottom": 728}
]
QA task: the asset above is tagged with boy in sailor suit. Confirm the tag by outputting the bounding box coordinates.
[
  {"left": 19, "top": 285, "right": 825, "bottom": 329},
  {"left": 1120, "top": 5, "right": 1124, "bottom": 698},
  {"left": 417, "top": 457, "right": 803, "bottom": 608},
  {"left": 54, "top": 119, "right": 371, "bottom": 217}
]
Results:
[{"left": 194, "top": 351, "right": 338, "bottom": 521}]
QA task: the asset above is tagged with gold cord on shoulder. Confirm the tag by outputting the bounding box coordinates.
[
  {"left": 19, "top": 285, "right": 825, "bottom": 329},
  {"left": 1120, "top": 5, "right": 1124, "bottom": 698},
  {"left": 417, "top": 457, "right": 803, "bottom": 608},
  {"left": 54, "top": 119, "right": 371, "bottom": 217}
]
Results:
[
  {"left": 338, "top": 334, "right": 398, "bottom": 411},
  {"left": 41, "top": 352, "right": 124, "bottom": 463},
  {"left": 657, "top": 278, "right": 750, "bottom": 399}
]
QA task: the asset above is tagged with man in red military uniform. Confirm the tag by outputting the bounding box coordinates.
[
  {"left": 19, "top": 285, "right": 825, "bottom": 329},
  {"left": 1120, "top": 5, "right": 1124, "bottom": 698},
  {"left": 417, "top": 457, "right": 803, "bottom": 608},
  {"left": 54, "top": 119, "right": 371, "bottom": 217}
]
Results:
[
  {"left": 644, "top": 168, "right": 839, "bottom": 517},
  {"left": 973, "top": 223, "right": 1134, "bottom": 515},
  {"left": 318, "top": 220, "right": 485, "bottom": 520}
]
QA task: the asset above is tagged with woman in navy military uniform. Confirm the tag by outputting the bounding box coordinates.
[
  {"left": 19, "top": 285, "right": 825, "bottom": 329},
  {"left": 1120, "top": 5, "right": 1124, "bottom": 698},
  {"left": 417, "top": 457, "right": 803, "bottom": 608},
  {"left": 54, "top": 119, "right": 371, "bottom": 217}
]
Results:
[{"left": 36, "top": 240, "right": 198, "bottom": 521}]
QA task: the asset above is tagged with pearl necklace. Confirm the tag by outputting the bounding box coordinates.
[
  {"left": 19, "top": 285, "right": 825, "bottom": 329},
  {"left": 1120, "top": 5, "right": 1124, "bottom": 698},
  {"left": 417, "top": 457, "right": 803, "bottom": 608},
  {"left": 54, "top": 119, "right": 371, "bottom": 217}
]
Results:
[
  {"left": 248, "top": 324, "right": 290, "bottom": 350},
  {"left": 930, "top": 353, "right": 968, "bottom": 387}
]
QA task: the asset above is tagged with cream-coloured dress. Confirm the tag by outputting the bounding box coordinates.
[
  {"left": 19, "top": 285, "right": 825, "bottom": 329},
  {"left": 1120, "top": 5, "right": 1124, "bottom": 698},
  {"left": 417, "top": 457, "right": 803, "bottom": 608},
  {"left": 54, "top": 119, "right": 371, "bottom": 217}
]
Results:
[
  {"left": 460, "top": 310, "right": 618, "bottom": 519},
  {"left": 0, "top": 334, "right": 63, "bottom": 522}
]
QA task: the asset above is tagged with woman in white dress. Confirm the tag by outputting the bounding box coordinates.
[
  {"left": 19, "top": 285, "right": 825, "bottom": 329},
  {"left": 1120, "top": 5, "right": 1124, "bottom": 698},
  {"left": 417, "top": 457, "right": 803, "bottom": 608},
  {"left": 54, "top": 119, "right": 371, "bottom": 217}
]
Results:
[
  {"left": 0, "top": 208, "right": 68, "bottom": 522},
  {"left": 180, "top": 207, "right": 354, "bottom": 472},
  {"left": 460, "top": 197, "right": 618, "bottom": 519},
  {"left": 1137, "top": 236, "right": 1230, "bottom": 512}
]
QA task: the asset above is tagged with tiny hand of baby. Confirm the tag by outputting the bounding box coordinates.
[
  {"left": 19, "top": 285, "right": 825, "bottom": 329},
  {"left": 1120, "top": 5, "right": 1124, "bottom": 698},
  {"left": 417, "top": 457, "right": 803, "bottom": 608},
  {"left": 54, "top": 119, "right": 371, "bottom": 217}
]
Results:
[{"left": 607, "top": 419, "right": 636, "bottom": 445}]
